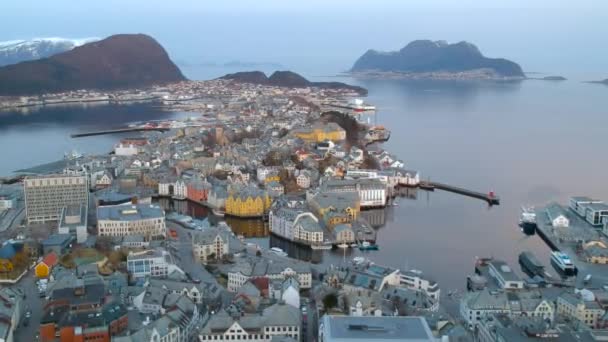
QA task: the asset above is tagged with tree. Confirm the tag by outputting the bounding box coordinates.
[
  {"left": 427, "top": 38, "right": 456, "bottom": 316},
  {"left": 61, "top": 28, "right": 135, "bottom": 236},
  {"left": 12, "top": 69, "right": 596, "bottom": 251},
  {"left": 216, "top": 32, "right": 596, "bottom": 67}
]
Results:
[{"left": 323, "top": 293, "right": 338, "bottom": 310}]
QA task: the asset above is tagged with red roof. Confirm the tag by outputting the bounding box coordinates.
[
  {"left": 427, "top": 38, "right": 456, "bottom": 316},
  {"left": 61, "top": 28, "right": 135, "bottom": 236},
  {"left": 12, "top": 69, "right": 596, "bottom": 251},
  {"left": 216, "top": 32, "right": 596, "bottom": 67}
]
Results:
[
  {"left": 42, "top": 252, "right": 58, "bottom": 267},
  {"left": 251, "top": 277, "right": 269, "bottom": 292}
]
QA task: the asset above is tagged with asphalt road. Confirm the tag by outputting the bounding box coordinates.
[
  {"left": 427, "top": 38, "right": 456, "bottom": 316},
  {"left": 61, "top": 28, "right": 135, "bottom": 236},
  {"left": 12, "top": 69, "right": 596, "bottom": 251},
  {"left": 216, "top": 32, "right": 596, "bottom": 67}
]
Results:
[{"left": 13, "top": 269, "right": 43, "bottom": 341}]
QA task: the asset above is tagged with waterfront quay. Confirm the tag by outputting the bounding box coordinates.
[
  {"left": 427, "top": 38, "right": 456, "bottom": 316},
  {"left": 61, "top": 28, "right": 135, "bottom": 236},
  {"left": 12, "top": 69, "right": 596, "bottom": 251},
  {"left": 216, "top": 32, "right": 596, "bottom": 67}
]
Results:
[{"left": 533, "top": 198, "right": 608, "bottom": 289}]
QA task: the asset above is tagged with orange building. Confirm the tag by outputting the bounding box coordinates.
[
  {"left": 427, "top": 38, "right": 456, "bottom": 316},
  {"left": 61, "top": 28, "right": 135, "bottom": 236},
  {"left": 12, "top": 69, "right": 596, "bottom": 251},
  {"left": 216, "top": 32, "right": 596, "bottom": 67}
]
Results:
[{"left": 187, "top": 180, "right": 210, "bottom": 202}]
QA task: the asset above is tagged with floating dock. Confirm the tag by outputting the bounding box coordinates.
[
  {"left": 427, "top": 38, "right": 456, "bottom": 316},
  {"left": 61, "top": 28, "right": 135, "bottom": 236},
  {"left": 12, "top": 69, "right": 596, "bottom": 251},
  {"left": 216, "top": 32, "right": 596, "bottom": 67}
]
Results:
[{"left": 418, "top": 181, "right": 500, "bottom": 205}]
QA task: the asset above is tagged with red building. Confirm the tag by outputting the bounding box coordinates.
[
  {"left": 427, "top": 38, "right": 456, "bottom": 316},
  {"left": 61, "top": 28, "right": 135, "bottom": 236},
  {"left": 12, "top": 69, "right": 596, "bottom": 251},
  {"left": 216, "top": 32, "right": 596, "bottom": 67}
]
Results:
[{"left": 187, "top": 180, "right": 210, "bottom": 203}]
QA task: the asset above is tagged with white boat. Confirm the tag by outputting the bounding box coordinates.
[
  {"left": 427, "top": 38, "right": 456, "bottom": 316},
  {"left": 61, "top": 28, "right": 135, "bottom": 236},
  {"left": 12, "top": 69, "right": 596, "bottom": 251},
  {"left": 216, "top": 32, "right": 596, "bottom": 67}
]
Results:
[
  {"left": 64, "top": 150, "right": 83, "bottom": 160},
  {"left": 212, "top": 208, "right": 225, "bottom": 217},
  {"left": 311, "top": 244, "right": 332, "bottom": 250},
  {"left": 550, "top": 251, "right": 577, "bottom": 276},
  {"left": 270, "top": 247, "right": 288, "bottom": 257},
  {"left": 337, "top": 243, "right": 349, "bottom": 249},
  {"left": 353, "top": 257, "right": 366, "bottom": 264},
  {"left": 519, "top": 206, "right": 537, "bottom": 225},
  {"left": 350, "top": 243, "right": 358, "bottom": 248}
]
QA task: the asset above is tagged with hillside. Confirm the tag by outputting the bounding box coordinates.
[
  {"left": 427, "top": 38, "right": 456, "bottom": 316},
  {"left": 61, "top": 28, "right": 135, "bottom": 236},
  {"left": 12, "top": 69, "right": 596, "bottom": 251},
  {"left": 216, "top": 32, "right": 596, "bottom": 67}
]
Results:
[{"left": 0, "top": 34, "right": 186, "bottom": 95}]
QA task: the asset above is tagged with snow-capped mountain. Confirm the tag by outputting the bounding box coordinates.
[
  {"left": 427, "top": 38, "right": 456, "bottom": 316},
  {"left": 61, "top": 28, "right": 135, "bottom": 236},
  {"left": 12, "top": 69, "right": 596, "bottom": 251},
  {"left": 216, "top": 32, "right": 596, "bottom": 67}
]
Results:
[{"left": 0, "top": 37, "right": 99, "bottom": 67}]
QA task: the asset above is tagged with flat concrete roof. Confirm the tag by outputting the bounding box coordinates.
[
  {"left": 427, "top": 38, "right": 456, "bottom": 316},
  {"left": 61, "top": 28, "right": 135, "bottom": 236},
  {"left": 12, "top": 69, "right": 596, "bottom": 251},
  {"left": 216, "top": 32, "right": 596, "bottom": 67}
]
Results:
[{"left": 322, "top": 315, "right": 435, "bottom": 341}]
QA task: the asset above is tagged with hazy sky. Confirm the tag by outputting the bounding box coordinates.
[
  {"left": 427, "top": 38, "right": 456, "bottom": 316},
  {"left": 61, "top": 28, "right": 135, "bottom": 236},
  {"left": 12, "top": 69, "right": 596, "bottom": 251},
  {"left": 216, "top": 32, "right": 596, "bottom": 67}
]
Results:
[{"left": 2, "top": 0, "right": 607, "bottom": 78}]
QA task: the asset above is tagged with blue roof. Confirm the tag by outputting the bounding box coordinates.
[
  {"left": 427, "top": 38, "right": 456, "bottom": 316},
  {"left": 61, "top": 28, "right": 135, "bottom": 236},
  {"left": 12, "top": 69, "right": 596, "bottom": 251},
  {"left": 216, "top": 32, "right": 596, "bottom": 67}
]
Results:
[{"left": 0, "top": 243, "right": 16, "bottom": 259}]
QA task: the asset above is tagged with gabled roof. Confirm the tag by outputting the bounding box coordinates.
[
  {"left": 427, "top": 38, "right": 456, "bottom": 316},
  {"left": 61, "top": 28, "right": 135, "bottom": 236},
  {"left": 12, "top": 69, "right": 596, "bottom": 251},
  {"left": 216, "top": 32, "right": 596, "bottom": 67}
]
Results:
[{"left": 42, "top": 251, "right": 58, "bottom": 267}]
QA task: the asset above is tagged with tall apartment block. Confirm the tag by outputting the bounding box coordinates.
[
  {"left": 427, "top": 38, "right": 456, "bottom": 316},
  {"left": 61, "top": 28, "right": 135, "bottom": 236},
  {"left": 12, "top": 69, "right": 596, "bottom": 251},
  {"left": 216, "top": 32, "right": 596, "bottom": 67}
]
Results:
[{"left": 24, "top": 174, "right": 89, "bottom": 224}]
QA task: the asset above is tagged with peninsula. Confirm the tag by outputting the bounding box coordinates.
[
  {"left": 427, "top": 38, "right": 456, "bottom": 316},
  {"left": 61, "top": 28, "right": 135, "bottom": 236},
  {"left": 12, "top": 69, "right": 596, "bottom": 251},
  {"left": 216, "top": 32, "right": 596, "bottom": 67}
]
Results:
[{"left": 350, "top": 40, "right": 525, "bottom": 80}]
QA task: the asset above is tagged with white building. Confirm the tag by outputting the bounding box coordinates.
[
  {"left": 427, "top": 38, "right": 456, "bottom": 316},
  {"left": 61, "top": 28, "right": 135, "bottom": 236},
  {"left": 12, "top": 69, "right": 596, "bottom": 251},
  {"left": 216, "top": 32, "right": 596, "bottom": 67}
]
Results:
[
  {"left": 296, "top": 172, "right": 311, "bottom": 189},
  {"left": 126, "top": 249, "right": 181, "bottom": 280},
  {"left": 320, "top": 178, "right": 387, "bottom": 208},
  {"left": 487, "top": 260, "right": 525, "bottom": 290},
  {"left": 192, "top": 228, "right": 230, "bottom": 264},
  {"left": 199, "top": 302, "right": 300, "bottom": 342},
  {"left": 399, "top": 269, "right": 441, "bottom": 301},
  {"left": 269, "top": 208, "right": 323, "bottom": 245},
  {"left": 227, "top": 254, "right": 312, "bottom": 292},
  {"left": 546, "top": 203, "right": 569, "bottom": 228},
  {"left": 94, "top": 172, "right": 113, "bottom": 188},
  {"left": 173, "top": 179, "right": 188, "bottom": 200},
  {"left": 58, "top": 204, "right": 88, "bottom": 244},
  {"left": 256, "top": 166, "right": 280, "bottom": 183},
  {"left": 97, "top": 204, "right": 166, "bottom": 238},
  {"left": 114, "top": 143, "right": 140, "bottom": 156},
  {"left": 459, "top": 289, "right": 554, "bottom": 330}
]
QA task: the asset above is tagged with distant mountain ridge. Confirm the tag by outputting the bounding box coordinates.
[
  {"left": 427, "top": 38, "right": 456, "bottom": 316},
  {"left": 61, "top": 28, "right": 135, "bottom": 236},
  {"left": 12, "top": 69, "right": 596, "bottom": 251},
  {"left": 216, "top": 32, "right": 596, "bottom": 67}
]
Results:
[
  {"left": 351, "top": 40, "right": 524, "bottom": 78},
  {"left": 220, "top": 70, "right": 367, "bottom": 94},
  {"left": 0, "top": 34, "right": 186, "bottom": 96},
  {"left": 0, "top": 37, "right": 99, "bottom": 67}
]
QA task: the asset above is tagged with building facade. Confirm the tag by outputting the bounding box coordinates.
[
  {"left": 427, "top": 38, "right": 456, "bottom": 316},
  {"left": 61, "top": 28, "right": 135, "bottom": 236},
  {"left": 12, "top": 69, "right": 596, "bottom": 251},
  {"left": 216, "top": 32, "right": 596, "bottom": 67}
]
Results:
[
  {"left": 97, "top": 204, "right": 165, "bottom": 238},
  {"left": 24, "top": 174, "right": 89, "bottom": 224},
  {"left": 192, "top": 228, "right": 230, "bottom": 264}
]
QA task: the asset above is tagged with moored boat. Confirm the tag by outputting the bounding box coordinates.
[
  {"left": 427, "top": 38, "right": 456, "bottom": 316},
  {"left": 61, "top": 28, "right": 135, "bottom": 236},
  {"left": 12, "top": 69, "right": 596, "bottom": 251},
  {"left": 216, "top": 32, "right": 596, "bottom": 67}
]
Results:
[{"left": 550, "top": 251, "right": 577, "bottom": 276}]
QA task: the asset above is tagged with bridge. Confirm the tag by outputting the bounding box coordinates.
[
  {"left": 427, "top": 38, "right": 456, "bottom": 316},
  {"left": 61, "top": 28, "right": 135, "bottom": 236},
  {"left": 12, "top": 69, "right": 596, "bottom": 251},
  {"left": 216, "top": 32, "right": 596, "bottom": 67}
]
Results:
[
  {"left": 419, "top": 181, "right": 500, "bottom": 206},
  {"left": 71, "top": 127, "right": 171, "bottom": 138}
]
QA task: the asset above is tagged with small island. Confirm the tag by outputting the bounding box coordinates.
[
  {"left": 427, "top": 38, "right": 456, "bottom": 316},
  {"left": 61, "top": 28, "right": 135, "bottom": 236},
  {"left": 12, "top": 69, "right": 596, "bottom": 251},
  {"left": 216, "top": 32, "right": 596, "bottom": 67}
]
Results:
[
  {"left": 350, "top": 40, "right": 525, "bottom": 80},
  {"left": 527, "top": 75, "right": 567, "bottom": 81},
  {"left": 220, "top": 70, "right": 367, "bottom": 95},
  {"left": 541, "top": 76, "right": 567, "bottom": 81},
  {"left": 587, "top": 78, "right": 608, "bottom": 85}
]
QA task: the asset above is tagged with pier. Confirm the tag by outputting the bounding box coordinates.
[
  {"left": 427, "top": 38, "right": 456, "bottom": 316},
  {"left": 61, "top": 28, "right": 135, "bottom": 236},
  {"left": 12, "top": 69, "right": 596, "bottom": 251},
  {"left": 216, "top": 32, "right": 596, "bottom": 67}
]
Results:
[
  {"left": 71, "top": 127, "right": 170, "bottom": 138},
  {"left": 418, "top": 181, "right": 500, "bottom": 205}
]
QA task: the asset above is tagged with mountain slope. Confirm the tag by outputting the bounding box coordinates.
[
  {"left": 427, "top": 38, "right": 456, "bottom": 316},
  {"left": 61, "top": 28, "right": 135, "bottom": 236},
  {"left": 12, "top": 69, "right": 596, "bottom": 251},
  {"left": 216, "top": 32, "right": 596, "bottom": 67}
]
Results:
[
  {"left": 0, "top": 34, "right": 186, "bottom": 95},
  {"left": 351, "top": 40, "right": 524, "bottom": 78},
  {"left": 220, "top": 70, "right": 367, "bottom": 94},
  {"left": 0, "top": 37, "right": 98, "bottom": 67}
]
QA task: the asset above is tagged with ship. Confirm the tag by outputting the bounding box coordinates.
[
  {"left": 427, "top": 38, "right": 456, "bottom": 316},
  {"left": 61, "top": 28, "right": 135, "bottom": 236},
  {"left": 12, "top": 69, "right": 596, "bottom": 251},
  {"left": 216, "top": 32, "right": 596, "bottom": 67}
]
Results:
[
  {"left": 358, "top": 241, "right": 379, "bottom": 251},
  {"left": 352, "top": 98, "right": 376, "bottom": 112},
  {"left": 550, "top": 251, "right": 578, "bottom": 276},
  {"left": 64, "top": 149, "right": 83, "bottom": 160},
  {"left": 518, "top": 251, "right": 545, "bottom": 278},
  {"left": 519, "top": 206, "right": 537, "bottom": 235}
]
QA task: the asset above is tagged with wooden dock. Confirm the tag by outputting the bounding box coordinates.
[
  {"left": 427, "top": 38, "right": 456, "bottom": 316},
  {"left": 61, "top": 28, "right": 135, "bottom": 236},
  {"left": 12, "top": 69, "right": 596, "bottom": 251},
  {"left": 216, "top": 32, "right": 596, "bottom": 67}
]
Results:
[
  {"left": 71, "top": 127, "right": 170, "bottom": 138},
  {"left": 418, "top": 181, "right": 500, "bottom": 205}
]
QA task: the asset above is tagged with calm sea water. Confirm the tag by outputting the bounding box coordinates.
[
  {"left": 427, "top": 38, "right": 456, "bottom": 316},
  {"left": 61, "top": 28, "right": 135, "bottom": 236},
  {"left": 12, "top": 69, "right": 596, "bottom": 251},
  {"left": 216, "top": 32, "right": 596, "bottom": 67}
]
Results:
[
  {"left": 0, "top": 103, "right": 193, "bottom": 176},
  {"left": 1, "top": 74, "right": 607, "bottom": 290}
]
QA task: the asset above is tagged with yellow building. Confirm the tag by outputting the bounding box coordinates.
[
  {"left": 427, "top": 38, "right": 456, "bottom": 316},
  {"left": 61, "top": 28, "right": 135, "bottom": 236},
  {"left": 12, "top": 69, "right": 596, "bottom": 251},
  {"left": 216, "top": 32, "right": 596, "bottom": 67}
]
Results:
[
  {"left": 293, "top": 122, "right": 346, "bottom": 143},
  {"left": 226, "top": 188, "right": 272, "bottom": 218},
  {"left": 35, "top": 252, "right": 58, "bottom": 278},
  {"left": 264, "top": 175, "right": 281, "bottom": 184}
]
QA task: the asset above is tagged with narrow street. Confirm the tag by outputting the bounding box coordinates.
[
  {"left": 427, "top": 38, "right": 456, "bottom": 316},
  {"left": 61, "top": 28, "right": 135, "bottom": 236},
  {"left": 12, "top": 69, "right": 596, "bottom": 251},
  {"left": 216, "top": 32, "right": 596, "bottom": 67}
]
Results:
[{"left": 13, "top": 269, "right": 43, "bottom": 341}]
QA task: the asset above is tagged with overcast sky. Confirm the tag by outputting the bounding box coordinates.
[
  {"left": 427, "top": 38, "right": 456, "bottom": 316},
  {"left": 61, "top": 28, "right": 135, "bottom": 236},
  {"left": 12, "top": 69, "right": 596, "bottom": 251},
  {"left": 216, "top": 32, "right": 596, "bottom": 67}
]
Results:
[{"left": 2, "top": 0, "right": 607, "bottom": 76}]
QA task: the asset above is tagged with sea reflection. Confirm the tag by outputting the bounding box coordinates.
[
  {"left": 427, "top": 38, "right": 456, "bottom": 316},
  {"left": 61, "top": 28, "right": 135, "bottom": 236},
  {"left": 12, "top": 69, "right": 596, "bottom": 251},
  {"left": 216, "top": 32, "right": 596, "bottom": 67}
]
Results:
[{"left": 224, "top": 217, "right": 269, "bottom": 238}]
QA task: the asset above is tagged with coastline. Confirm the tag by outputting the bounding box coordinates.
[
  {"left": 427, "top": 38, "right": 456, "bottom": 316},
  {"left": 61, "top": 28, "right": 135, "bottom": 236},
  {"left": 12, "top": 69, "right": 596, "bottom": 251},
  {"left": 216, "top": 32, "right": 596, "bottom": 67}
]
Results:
[{"left": 345, "top": 70, "right": 526, "bottom": 81}]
